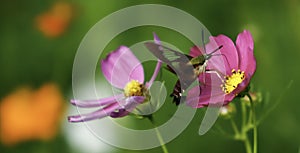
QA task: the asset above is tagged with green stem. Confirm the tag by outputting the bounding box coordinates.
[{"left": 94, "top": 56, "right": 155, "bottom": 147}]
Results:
[
  {"left": 247, "top": 108, "right": 253, "bottom": 127},
  {"left": 147, "top": 117, "right": 169, "bottom": 153},
  {"left": 241, "top": 99, "right": 253, "bottom": 153},
  {"left": 154, "top": 128, "right": 169, "bottom": 153},
  {"left": 248, "top": 94, "right": 257, "bottom": 153},
  {"left": 243, "top": 134, "right": 252, "bottom": 153},
  {"left": 230, "top": 118, "right": 240, "bottom": 138},
  {"left": 241, "top": 101, "right": 247, "bottom": 130}
]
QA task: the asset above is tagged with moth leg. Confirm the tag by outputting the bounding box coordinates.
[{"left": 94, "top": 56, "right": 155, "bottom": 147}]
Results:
[{"left": 205, "top": 69, "right": 223, "bottom": 81}]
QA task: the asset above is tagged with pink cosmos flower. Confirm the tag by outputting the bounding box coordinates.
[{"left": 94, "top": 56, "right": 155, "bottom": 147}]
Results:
[
  {"left": 68, "top": 37, "right": 162, "bottom": 122},
  {"left": 187, "top": 30, "right": 256, "bottom": 108}
]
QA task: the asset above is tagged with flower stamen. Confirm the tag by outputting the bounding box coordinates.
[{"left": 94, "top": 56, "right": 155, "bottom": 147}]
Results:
[
  {"left": 124, "top": 80, "right": 146, "bottom": 97},
  {"left": 222, "top": 69, "right": 245, "bottom": 94}
]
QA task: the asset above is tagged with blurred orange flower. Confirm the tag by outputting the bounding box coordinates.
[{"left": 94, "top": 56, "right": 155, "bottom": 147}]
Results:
[
  {"left": 0, "top": 83, "right": 65, "bottom": 146},
  {"left": 36, "top": 2, "right": 74, "bottom": 38}
]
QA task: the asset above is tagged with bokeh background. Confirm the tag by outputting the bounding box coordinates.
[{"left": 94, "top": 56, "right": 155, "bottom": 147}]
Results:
[{"left": 0, "top": 0, "right": 299, "bottom": 153}]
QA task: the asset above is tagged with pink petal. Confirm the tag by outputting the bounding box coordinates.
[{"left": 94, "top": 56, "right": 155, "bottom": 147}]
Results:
[
  {"left": 147, "top": 60, "right": 162, "bottom": 87},
  {"left": 110, "top": 109, "right": 130, "bottom": 118},
  {"left": 186, "top": 73, "right": 234, "bottom": 108},
  {"left": 236, "top": 30, "right": 256, "bottom": 76},
  {"left": 147, "top": 33, "right": 163, "bottom": 87},
  {"left": 101, "top": 46, "right": 144, "bottom": 89},
  {"left": 120, "top": 96, "right": 145, "bottom": 110},
  {"left": 68, "top": 103, "right": 121, "bottom": 122},
  {"left": 153, "top": 32, "right": 161, "bottom": 44},
  {"left": 70, "top": 94, "right": 123, "bottom": 108},
  {"left": 206, "top": 35, "right": 239, "bottom": 75},
  {"left": 185, "top": 84, "right": 201, "bottom": 108},
  {"left": 110, "top": 96, "right": 145, "bottom": 118},
  {"left": 189, "top": 46, "right": 204, "bottom": 57}
]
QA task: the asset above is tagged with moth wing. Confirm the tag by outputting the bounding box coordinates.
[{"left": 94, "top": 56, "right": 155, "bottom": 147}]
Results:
[{"left": 144, "top": 42, "right": 193, "bottom": 77}]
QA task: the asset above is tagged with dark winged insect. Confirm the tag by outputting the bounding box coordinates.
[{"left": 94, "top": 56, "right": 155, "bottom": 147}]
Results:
[{"left": 144, "top": 34, "right": 223, "bottom": 105}]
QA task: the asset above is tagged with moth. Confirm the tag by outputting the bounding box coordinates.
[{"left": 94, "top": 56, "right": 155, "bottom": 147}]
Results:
[{"left": 144, "top": 36, "right": 223, "bottom": 105}]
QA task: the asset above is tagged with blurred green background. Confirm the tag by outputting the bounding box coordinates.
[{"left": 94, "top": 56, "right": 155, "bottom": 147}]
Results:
[{"left": 0, "top": 0, "right": 299, "bottom": 153}]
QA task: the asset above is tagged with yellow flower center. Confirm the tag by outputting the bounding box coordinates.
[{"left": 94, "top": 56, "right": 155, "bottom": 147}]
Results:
[
  {"left": 222, "top": 69, "right": 245, "bottom": 94},
  {"left": 124, "top": 80, "right": 145, "bottom": 97}
]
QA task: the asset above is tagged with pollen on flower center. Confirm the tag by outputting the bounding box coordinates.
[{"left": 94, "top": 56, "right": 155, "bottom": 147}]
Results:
[
  {"left": 124, "top": 80, "right": 145, "bottom": 97},
  {"left": 221, "top": 69, "right": 245, "bottom": 94}
]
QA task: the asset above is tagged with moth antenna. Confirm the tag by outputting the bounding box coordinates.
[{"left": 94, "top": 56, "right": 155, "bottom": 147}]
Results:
[
  {"left": 208, "top": 45, "right": 223, "bottom": 56},
  {"left": 211, "top": 53, "right": 230, "bottom": 69},
  {"left": 205, "top": 45, "right": 223, "bottom": 60}
]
